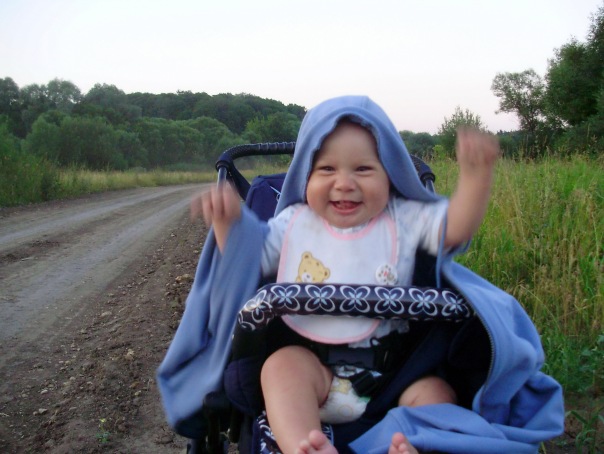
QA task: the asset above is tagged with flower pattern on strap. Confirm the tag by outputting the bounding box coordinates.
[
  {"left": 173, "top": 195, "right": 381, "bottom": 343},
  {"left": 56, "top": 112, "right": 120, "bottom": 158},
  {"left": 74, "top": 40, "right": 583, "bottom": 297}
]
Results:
[
  {"left": 305, "top": 285, "right": 336, "bottom": 312},
  {"left": 238, "top": 283, "right": 474, "bottom": 331}
]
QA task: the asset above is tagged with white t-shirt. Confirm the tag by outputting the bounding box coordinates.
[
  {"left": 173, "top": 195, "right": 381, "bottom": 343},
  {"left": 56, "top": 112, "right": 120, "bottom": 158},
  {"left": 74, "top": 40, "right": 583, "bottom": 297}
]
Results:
[{"left": 260, "top": 197, "right": 448, "bottom": 346}]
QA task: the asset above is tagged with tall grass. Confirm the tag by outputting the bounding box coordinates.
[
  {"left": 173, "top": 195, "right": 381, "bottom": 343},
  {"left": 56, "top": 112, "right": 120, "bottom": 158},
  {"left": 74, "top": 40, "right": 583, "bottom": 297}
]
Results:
[
  {"left": 0, "top": 167, "right": 214, "bottom": 207},
  {"left": 431, "top": 155, "right": 603, "bottom": 394},
  {"left": 55, "top": 168, "right": 214, "bottom": 198}
]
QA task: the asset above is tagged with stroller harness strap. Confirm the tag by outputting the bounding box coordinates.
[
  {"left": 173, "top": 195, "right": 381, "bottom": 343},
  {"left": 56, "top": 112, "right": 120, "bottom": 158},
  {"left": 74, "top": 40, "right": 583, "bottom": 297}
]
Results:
[
  {"left": 306, "top": 329, "right": 409, "bottom": 397},
  {"left": 306, "top": 329, "right": 405, "bottom": 372}
]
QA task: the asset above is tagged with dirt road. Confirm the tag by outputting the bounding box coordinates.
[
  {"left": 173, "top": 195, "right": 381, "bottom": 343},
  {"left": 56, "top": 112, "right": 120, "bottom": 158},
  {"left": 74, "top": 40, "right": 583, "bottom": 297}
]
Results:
[{"left": 0, "top": 185, "right": 206, "bottom": 453}]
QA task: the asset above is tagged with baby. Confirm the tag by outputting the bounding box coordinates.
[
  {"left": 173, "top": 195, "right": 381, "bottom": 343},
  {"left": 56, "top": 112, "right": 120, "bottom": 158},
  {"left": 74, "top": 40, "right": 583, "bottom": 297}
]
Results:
[{"left": 195, "top": 97, "right": 499, "bottom": 454}]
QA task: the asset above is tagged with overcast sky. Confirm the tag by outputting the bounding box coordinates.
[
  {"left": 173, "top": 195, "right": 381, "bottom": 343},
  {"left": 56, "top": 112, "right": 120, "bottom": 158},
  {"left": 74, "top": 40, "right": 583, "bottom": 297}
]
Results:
[{"left": 1, "top": 0, "right": 601, "bottom": 133}]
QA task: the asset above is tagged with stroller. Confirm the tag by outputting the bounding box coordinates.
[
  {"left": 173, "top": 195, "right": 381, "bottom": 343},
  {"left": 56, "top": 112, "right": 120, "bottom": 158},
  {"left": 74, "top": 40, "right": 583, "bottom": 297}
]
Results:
[{"left": 158, "top": 141, "right": 564, "bottom": 454}]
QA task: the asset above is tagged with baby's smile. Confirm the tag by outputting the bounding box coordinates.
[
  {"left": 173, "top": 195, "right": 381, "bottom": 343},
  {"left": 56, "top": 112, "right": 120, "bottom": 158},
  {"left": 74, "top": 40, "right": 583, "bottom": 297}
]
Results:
[{"left": 331, "top": 200, "right": 360, "bottom": 210}]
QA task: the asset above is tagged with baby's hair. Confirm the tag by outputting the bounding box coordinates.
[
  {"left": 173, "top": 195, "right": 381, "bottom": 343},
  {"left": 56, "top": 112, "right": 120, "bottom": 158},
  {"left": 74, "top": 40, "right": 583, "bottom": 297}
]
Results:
[{"left": 312, "top": 116, "right": 379, "bottom": 165}]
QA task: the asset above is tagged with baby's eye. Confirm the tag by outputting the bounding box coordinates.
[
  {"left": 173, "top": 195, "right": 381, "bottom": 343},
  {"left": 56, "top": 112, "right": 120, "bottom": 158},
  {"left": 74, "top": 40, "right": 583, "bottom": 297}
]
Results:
[
  {"left": 317, "top": 165, "right": 334, "bottom": 172},
  {"left": 356, "top": 166, "right": 373, "bottom": 172}
]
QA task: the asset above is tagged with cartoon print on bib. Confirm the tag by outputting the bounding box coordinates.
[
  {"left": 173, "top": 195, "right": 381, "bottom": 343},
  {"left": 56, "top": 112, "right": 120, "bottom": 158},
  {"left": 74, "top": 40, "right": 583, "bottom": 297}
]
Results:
[
  {"left": 375, "top": 263, "right": 398, "bottom": 285},
  {"left": 295, "top": 252, "right": 331, "bottom": 283}
]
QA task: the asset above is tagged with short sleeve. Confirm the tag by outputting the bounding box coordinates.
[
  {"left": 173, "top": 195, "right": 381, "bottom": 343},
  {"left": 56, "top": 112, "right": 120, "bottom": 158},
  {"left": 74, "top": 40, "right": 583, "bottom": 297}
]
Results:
[
  {"left": 261, "top": 204, "right": 300, "bottom": 277},
  {"left": 418, "top": 199, "right": 448, "bottom": 255},
  {"left": 390, "top": 198, "right": 448, "bottom": 257}
]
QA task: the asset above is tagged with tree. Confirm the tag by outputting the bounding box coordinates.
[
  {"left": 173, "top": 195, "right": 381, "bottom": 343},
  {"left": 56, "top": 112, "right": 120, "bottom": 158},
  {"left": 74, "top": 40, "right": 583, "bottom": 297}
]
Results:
[
  {"left": 437, "top": 107, "right": 485, "bottom": 156},
  {"left": 79, "top": 83, "right": 141, "bottom": 125},
  {"left": 57, "top": 116, "right": 121, "bottom": 169},
  {"left": 0, "top": 77, "right": 22, "bottom": 136},
  {"left": 0, "top": 77, "right": 20, "bottom": 113},
  {"left": 491, "top": 70, "right": 545, "bottom": 135},
  {"left": 243, "top": 112, "right": 301, "bottom": 143},
  {"left": 185, "top": 116, "right": 237, "bottom": 162},
  {"left": 399, "top": 131, "right": 437, "bottom": 159},
  {"left": 19, "top": 83, "right": 51, "bottom": 134},
  {"left": 542, "top": 6, "right": 604, "bottom": 154},
  {"left": 18, "top": 80, "right": 83, "bottom": 134},
  {"left": 546, "top": 6, "right": 604, "bottom": 127},
  {"left": 23, "top": 113, "right": 63, "bottom": 162},
  {"left": 546, "top": 40, "right": 598, "bottom": 126},
  {"left": 193, "top": 94, "right": 255, "bottom": 134},
  {"left": 46, "top": 78, "right": 81, "bottom": 113},
  {"left": 114, "top": 129, "right": 147, "bottom": 169},
  {"left": 132, "top": 118, "right": 209, "bottom": 167}
]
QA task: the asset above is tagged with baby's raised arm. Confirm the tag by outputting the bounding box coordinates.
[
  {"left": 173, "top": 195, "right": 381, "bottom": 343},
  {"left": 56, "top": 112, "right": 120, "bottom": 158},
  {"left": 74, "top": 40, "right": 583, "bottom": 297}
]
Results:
[
  {"left": 444, "top": 127, "right": 500, "bottom": 248},
  {"left": 190, "top": 184, "right": 241, "bottom": 252}
]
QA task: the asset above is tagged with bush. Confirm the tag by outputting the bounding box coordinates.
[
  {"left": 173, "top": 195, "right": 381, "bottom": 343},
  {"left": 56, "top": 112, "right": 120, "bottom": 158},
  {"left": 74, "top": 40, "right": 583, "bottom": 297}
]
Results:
[{"left": 0, "top": 124, "right": 61, "bottom": 206}]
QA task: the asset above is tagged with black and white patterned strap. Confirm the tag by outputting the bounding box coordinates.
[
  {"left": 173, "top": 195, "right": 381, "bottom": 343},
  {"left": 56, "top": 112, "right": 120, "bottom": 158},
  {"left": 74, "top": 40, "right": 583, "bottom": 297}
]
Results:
[{"left": 238, "top": 283, "right": 474, "bottom": 331}]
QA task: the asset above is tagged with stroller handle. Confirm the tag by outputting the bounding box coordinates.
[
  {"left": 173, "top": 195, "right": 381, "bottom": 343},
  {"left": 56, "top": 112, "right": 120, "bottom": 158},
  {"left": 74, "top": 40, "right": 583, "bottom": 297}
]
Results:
[
  {"left": 217, "top": 142, "right": 296, "bottom": 165},
  {"left": 239, "top": 283, "right": 474, "bottom": 331},
  {"left": 409, "top": 155, "right": 436, "bottom": 190},
  {"left": 215, "top": 142, "right": 296, "bottom": 196},
  {"left": 216, "top": 142, "right": 295, "bottom": 178}
]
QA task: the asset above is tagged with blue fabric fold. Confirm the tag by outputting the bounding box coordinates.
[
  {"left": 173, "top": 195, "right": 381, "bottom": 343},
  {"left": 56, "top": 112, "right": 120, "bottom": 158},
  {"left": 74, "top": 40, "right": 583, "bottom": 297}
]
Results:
[{"left": 157, "top": 209, "right": 267, "bottom": 436}]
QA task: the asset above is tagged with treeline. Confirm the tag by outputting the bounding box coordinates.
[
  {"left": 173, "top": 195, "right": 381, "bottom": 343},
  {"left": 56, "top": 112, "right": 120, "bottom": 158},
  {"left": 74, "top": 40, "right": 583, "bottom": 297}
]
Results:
[
  {"left": 490, "top": 4, "right": 604, "bottom": 158},
  {"left": 0, "top": 82, "right": 305, "bottom": 170}
]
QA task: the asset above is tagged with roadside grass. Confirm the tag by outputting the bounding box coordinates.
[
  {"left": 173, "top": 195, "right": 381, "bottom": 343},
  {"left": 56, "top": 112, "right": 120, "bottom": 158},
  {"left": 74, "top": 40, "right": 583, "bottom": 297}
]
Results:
[
  {"left": 0, "top": 166, "right": 214, "bottom": 207},
  {"left": 432, "top": 155, "right": 603, "bottom": 451},
  {"left": 56, "top": 168, "right": 214, "bottom": 197},
  {"left": 434, "top": 155, "right": 602, "bottom": 381}
]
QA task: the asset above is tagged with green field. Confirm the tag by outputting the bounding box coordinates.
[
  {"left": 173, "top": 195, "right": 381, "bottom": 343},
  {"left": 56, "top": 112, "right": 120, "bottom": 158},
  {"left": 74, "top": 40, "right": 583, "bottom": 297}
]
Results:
[{"left": 432, "top": 156, "right": 603, "bottom": 451}]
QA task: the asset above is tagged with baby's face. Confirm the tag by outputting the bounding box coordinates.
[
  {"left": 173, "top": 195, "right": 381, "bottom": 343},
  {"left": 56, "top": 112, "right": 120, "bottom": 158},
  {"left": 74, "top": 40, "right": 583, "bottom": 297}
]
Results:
[{"left": 306, "top": 122, "right": 390, "bottom": 228}]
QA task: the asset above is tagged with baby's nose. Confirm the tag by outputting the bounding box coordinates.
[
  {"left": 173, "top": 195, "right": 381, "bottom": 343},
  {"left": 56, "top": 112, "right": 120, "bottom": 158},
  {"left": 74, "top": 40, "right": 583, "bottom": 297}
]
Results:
[{"left": 335, "top": 172, "right": 355, "bottom": 189}]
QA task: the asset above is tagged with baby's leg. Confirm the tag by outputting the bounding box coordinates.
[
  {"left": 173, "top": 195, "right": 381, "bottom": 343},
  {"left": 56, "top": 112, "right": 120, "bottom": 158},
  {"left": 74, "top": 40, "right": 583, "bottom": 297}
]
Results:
[
  {"left": 388, "top": 433, "right": 418, "bottom": 454},
  {"left": 389, "top": 376, "right": 456, "bottom": 454},
  {"left": 261, "top": 345, "right": 334, "bottom": 454},
  {"left": 398, "top": 375, "right": 457, "bottom": 407}
]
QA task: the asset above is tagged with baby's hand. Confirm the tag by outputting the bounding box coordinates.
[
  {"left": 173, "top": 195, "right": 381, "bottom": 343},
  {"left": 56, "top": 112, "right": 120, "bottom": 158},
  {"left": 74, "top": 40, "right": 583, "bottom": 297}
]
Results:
[
  {"left": 190, "top": 184, "right": 241, "bottom": 251},
  {"left": 455, "top": 127, "right": 500, "bottom": 174}
]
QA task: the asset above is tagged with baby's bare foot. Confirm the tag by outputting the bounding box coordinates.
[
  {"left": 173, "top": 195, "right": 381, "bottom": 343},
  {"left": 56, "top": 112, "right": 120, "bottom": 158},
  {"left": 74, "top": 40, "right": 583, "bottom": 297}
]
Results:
[
  {"left": 388, "top": 432, "right": 418, "bottom": 454},
  {"left": 297, "top": 429, "right": 338, "bottom": 454}
]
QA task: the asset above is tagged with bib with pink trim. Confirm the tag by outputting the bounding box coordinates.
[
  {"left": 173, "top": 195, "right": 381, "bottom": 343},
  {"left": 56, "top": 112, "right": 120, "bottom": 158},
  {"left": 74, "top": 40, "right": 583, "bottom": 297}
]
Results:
[{"left": 278, "top": 205, "right": 398, "bottom": 344}]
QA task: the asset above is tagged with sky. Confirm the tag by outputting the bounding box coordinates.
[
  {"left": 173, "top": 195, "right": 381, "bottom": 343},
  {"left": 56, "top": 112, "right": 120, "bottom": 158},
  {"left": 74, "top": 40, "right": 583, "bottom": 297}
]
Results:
[{"left": 1, "top": 0, "right": 602, "bottom": 134}]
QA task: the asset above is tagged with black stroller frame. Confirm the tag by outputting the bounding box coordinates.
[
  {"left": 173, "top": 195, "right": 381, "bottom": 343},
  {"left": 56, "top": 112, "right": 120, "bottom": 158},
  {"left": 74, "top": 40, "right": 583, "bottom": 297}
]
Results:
[{"left": 189, "top": 143, "right": 488, "bottom": 454}]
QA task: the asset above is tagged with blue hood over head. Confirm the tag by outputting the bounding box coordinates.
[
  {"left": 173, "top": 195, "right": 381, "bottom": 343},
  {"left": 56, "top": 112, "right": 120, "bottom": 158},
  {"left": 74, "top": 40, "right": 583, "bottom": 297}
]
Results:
[{"left": 276, "top": 95, "right": 440, "bottom": 215}]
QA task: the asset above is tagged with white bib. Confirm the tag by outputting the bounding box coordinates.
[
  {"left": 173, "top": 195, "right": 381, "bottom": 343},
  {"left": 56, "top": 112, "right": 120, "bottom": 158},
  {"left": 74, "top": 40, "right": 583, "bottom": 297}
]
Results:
[{"left": 278, "top": 206, "right": 398, "bottom": 344}]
